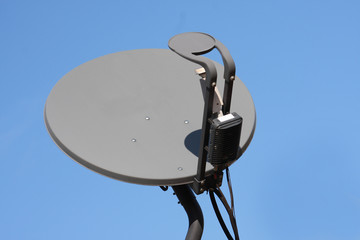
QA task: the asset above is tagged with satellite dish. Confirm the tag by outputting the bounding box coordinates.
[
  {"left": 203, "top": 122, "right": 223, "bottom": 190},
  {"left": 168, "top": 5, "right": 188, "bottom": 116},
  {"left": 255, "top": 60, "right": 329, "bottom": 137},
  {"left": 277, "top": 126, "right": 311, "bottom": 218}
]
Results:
[{"left": 45, "top": 33, "right": 256, "bottom": 240}]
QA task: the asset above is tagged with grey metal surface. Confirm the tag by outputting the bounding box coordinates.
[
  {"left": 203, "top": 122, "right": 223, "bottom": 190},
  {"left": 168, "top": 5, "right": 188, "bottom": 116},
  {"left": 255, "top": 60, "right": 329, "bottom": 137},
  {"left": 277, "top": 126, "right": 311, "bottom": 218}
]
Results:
[{"left": 44, "top": 49, "right": 256, "bottom": 186}]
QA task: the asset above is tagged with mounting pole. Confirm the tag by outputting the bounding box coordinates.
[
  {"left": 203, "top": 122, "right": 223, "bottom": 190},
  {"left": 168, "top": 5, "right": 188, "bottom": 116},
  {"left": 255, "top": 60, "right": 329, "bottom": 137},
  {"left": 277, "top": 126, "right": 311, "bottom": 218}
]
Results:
[{"left": 172, "top": 185, "right": 204, "bottom": 240}]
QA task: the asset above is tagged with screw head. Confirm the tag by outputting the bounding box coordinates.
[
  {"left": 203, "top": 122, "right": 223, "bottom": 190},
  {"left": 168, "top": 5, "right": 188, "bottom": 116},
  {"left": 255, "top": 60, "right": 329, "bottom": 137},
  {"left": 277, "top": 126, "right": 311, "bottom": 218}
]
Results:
[
  {"left": 230, "top": 76, "right": 235, "bottom": 81},
  {"left": 177, "top": 167, "right": 183, "bottom": 171},
  {"left": 211, "top": 82, "right": 216, "bottom": 87},
  {"left": 184, "top": 120, "right": 189, "bottom": 124},
  {"left": 131, "top": 138, "right": 137, "bottom": 142},
  {"left": 145, "top": 116, "right": 150, "bottom": 120}
]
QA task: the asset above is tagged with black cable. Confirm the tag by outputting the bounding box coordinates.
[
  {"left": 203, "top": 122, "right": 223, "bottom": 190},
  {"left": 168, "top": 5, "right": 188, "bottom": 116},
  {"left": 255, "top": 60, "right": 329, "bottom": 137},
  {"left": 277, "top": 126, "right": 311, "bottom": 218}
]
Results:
[
  {"left": 209, "top": 168, "right": 240, "bottom": 240},
  {"left": 226, "top": 167, "right": 235, "bottom": 214},
  {"left": 209, "top": 190, "right": 234, "bottom": 240},
  {"left": 215, "top": 188, "right": 239, "bottom": 240}
]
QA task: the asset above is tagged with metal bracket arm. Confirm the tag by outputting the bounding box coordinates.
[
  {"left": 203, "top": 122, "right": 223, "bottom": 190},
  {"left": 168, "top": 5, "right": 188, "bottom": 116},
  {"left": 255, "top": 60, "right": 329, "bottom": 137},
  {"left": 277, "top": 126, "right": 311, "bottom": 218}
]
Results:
[{"left": 168, "top": 32, "right": 236, "bottom": 195}]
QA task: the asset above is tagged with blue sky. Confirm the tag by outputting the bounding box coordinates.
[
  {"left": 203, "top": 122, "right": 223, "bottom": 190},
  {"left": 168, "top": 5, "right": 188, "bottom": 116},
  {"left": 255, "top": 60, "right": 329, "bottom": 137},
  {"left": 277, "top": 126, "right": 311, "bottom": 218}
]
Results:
[{"left": 1, "top": 0, "right": 359, "bottom": 239}]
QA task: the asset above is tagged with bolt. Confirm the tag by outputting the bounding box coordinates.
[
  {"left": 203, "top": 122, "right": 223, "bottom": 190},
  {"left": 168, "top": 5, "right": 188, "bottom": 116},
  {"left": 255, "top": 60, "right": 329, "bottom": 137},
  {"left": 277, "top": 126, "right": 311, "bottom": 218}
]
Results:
[
  {"left": 178, "top": 167, "right": 183, "bottom": 171},
  {"left": 131, "top": 138, "right": 137, "bottom": 142},
  {"left": 145, "top": 116, "right": 150, "bottom": 120},
  {"left": 230, "top": 76, "right": 235, "bottom": 81},
  {"left": 184, "top": 120, "right": 189, "bottom": 124},
  {"left": 212, "top": 82, "right": 216, "bottom": 87}
]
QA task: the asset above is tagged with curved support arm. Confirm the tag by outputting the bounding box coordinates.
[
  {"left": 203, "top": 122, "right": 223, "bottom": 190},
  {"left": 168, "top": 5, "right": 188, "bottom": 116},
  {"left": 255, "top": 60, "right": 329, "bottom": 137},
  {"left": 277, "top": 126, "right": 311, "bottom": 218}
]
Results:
[
  {"left": 215, "top": 40, "right": 236, "bottom": 82},
  {"left": 172, "top": 185, "right": 204, "bottom": 240},
  {"left": 214, "top": 40, "right": 236, "bottom": 114}
]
